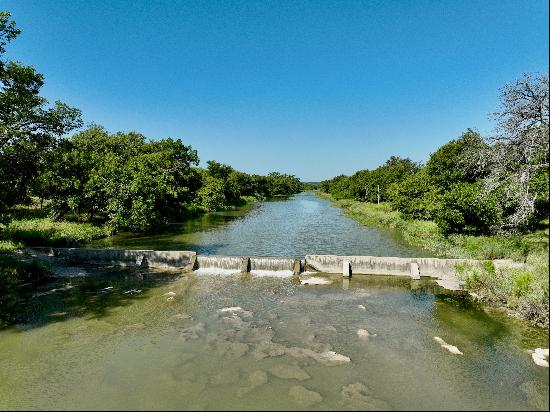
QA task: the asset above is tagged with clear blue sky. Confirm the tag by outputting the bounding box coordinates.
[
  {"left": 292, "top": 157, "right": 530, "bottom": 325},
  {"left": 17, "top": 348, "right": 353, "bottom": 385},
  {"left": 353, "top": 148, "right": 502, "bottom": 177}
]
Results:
[{"left": 4, "top": 0, "right": 549, "bottom": 181}]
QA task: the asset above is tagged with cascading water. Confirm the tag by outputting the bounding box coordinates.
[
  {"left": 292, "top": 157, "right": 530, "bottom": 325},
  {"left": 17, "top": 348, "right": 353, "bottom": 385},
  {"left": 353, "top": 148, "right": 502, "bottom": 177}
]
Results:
[
  {"left": 249, "top": 257, "right": 295, "bottom": 277},
  {"left": 195, "top": 256, "right": 245, "bottom": 275},
  {"left": 194, "top": 256, "right": 297, "bottom": 277}
]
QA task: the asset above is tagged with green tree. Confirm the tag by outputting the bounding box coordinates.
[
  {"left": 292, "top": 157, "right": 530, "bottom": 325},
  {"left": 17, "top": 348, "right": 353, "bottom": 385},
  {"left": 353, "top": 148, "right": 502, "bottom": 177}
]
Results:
[
  {"left": 44, "top": 126, "right": 201, "bottom": 231},
  {"left": 387, "top": 169, "right": 441, "bottom": 220},
  {"left": 0, "top": 12, "right": 82, "bottom": 215},
  {"left": 425, "top": 129, "right": 483, "bottom": 191},
  {"left": 435, "top": 182, "right": 499, "bottom": 235}
]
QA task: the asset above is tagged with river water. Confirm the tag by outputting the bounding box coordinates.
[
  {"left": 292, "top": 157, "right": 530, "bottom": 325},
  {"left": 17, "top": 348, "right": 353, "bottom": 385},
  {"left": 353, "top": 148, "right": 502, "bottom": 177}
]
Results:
[
  {"left": 0, "top": 192, "right": 548, "bottom": 410},
  {"left": 90, "top": 192, "right": 430, "bottom": 257}
]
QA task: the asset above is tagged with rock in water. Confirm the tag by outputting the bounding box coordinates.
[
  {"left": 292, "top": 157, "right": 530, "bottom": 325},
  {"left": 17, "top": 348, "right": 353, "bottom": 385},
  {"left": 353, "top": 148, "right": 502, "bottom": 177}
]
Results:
[
  {"left": 357, "top": 329, "right": 376, "bottom": 339},
  {"left": 535, "top": 348, "right": 549, "bottom": 358},
  {"left": 341, "top": 382, "right": 392, "bottom": 411},
  {"left": 319, "top": 351, "right": 351, "bottom": 364},
  {"left": 269, "top": 364, "right": 310, "bottom": 381},
  {"left": 357, "top": 304, "right": 366, "bottom": 311},
  {"left": 433, "top": 336, "right": 463, "bottom": 355},
  {"left": 209, "top": 369, "right": 239, "bottom": 385},
  {"left": 531, "top": 351, "right": 549, "bottom": 368},
  {"left": 300, "top": 277, "right": 331, "bottom": 285},
  {"left": 289, "top": 385, "right": 323, "bottom": 407},
  {"left": 237, "top": 370, "right": 268, "bottom": 397}
]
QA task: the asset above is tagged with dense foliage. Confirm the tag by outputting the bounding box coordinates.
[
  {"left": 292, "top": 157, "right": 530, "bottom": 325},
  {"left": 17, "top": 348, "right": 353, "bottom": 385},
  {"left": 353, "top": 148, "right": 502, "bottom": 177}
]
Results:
[
  {"left": 0, "top": 12, "right": 82, "bottom": 216},
  {"left": 0, "top": 12, "right": 303, "bottom": 232},
  {"left": 321, "top": 76, "right": 549, "bottom": 237}
]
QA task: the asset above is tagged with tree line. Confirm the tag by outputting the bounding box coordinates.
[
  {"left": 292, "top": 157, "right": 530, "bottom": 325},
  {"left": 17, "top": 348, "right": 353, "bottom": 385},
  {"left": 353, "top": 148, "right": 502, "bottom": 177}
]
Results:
[
  {"left": 321, "top": 74, "right": 549, "bottom": 236},
  {"left": 0, "top": 12, "right": 302, "bottom": 232}
]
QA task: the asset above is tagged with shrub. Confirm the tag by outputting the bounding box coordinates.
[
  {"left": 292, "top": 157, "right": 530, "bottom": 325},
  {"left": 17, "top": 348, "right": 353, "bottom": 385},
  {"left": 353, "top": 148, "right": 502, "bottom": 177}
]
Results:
[
  {"left": 435, "top": 182, "right": 499, "bottom": 235},
  {"left": 387, "top": 170, "right": 441, "bottom": 220}
]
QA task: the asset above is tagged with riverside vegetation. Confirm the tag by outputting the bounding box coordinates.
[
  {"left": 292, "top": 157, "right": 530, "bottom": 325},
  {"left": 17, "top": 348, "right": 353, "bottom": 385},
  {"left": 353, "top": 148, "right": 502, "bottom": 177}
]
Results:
[
  {"left": 320, "top": 74, "right": 549, "bottom": 327},
  {"left": 0, "top": 12, "right": 301, "bottom": 325},
  {"left": 0, "top": 10, "right": 548, "bottom": 329}
]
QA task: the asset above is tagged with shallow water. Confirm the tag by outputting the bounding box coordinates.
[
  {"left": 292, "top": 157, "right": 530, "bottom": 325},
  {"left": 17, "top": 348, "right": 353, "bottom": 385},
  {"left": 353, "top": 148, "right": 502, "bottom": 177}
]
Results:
[
  {"left": 1, "top": 270, "right": 548, "bottom": 410},
  {"left": 90, "top": 192, "right": 430, "bottom": 257}
]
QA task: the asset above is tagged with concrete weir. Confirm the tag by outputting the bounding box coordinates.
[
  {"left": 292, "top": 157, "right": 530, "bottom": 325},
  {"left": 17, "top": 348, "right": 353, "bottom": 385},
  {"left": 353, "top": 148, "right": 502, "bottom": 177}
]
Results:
[
  {"left": 30, "top": 247, "right": 197, "bottom": 271},
  {"left": 28, "top": 248, "right": 515, "bottom": 291}
]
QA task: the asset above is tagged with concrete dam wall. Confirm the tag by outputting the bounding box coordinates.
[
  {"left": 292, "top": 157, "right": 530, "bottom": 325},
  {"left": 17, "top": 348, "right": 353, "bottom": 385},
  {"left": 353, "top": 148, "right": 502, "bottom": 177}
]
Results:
[{"left": 29, "top": 247, "right": 514, "bottom": 290}]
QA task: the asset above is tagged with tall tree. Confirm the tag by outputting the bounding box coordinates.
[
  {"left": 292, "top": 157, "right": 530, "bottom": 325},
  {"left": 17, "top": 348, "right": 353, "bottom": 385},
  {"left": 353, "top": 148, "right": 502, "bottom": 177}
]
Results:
[
  {"left": 0, "top": 11, "right": 82, "bottom": 214},
  {"left": 465, "top": 73, "right": 549, "bottom": 231}
]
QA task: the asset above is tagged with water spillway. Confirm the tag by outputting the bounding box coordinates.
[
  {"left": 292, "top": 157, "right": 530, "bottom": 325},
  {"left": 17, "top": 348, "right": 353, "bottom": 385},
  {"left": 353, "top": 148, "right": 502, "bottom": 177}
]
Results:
[
  {"left": 195, "top": 255, "right": 249, "bottom": 274},
  {"left": 27, "top": 247, "right": 518, "bottom": 291}
]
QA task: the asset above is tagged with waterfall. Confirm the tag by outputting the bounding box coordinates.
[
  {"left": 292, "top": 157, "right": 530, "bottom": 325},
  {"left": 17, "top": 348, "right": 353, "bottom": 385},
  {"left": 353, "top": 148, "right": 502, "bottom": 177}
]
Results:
[
  {"left": 194, "top": 256, "right": 298, "bottom": 277},
  {"left": 194, "top": 256, "right": 245, "bottom": 275},
  {"left": 249, "top": 257, "right": 295, "bottom": 277}
]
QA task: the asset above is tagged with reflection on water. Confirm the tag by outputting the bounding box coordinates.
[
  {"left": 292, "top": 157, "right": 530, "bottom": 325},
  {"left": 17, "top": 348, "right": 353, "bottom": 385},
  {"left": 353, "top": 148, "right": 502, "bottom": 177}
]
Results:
[
  {"left": 0, "top": 270, "right": 547, "bottom": 410},
  {"left": 90, "top": 192, "right": 430, "bottom": 257}
]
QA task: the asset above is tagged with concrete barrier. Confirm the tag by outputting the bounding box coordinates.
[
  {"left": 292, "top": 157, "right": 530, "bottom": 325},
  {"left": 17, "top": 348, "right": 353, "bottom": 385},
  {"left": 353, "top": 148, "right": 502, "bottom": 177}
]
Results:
[
  {"left": 304, "top": 255, "right": 511, "bottom": 281},
  {"left": 28, "top": 248, "right": 517, "bottom": 292},
  {"left": 29, "top": 247, "right": 196, "bottom": 271}
]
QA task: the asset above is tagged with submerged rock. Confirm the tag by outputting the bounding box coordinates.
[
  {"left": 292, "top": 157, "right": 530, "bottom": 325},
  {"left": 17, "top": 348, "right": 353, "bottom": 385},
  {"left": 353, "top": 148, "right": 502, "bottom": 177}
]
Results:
[
  {"left": 318, "top": 351, "right": 351, "bottom": 365},
  {"left": 237, "top": 370, "right": 268, "bottom": 397},
  {"left": 433, "top": 336, "right": 463, "bottom": 355},
  {"left": 289, "top": 385, "right": 323, "bottom": 407},
  {"left": 180, "top": 322, "right": 205, "bottom": 341},
  {"left": 253, "top": 341, "right": 287, "bottom": 360},
  {"left": 217, "top": 307, "right": 253, "bottom": 319},
  {"left": 169, "top": 313, "right": 192, "bottom": 322},
  {"left": 269, "top": 364, "right": 310, "bottom": 381},
  {"left": 284, "top": 346, "right": 351, "bottom": 366},
  {"left": 209, "top": 369, "right": 239, "bottom": 385},
  {"left": 215, "top": 339, "right": 249, "bottom": 358},
  {"left": 357, "top": 329, "right": 376, "bottom": 339},
  {"left": 341, "top": 382, "right": 392, "bottom": 411}
]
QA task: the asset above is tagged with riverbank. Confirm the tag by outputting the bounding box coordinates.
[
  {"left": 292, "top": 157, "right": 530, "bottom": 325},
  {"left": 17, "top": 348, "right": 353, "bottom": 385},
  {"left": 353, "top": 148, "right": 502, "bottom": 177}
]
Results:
[
  {"left": 317, "top": 191, "right": 549, "bottom": 327},
  {"left": 0, "top": 195, "right": 264, "bottom": 326}
]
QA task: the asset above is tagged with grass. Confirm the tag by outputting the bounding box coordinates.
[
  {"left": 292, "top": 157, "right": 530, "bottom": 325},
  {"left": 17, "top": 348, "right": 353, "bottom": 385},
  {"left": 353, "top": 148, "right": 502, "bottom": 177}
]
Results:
[
  {"left": 318, "top": 191, "right": 549, "bottom": 327},
  {"left": 0, "top": 218, "right": 113, "bottom": 248}
]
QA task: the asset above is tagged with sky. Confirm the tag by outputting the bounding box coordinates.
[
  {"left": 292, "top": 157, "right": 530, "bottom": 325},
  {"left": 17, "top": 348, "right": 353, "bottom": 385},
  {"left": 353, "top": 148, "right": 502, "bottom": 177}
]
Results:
[{"left": 4, "top": 0, "right": 549, "bottom": 181}]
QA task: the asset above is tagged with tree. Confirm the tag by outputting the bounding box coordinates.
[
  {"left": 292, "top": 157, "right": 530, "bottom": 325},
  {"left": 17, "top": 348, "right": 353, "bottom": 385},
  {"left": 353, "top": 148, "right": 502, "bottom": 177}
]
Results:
[
  {"left": 43, "top": 126, "right": 201, "bottom": 231},
  {"left": 464, "top": 73, "right": 549, "bottom": 231},
  {"left": 0, "top": 12, "right": 82, "bottom": 214},
  {"left": 425, "top": 129, "right": 483, "bottom": 191},
  {"left": 387, "top": 169, "right": 441, "bottom": 220},
  {"left": 435, "top": 182, "right": 498, "bottom": 235}
]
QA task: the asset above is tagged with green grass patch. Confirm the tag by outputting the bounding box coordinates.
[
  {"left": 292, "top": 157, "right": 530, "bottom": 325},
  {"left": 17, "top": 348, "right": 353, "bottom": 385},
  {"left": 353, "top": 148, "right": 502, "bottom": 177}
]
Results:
[{"left": 0, "top": 218, "right": 113, "bottom": 248}]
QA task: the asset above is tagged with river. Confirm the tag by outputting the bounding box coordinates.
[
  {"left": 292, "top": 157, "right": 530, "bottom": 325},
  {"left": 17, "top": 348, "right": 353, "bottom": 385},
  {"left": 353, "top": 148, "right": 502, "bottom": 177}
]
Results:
[
  {"left": 90, "top": 191, "right": 430, "bottom": 257},
  {"left": 0, "top": 192, "right": 548, "bottom": 410}
]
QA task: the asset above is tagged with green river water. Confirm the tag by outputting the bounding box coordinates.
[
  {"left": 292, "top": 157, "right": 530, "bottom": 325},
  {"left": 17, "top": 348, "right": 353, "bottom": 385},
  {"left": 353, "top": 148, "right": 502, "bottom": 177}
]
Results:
[{"left": 0, "top": 193, "right": 548, "bottom": 410}]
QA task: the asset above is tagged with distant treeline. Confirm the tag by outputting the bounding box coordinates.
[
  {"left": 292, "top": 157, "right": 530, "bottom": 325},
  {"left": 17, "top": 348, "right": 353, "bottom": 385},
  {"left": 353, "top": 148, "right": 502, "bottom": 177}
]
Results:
[
  {"left": 321, "top": 74, "right": 549, "bottom": 236},
  {"left": 0, "top": 12, "right": 302, "bottom": 232}
]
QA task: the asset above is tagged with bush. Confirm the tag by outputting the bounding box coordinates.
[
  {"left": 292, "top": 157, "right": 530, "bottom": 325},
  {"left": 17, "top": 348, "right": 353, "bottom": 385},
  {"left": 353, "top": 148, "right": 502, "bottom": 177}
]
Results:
[
  {"left": 1, "top": 218, "right": 112, "bottom": 247},
  {"left": 435, "top": 182, "right": 499, "bottom": 235},
  {"left": 387, "top": 170, "right": 441, "bottom": 220}
]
